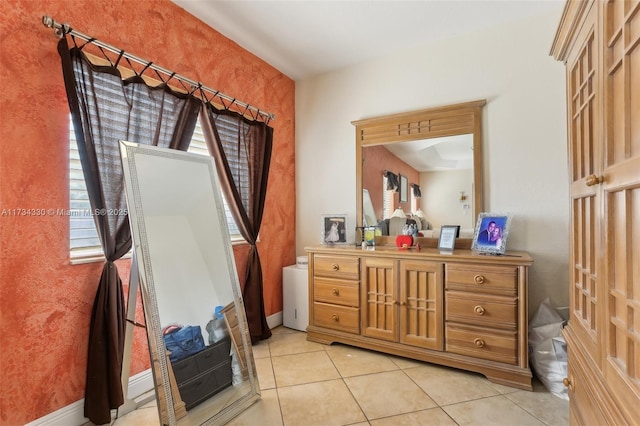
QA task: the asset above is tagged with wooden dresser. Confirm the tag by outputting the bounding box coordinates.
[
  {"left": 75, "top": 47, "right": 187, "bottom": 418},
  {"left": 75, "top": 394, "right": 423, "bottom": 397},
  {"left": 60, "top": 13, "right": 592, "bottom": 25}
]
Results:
[
  {"left": 306, "top": 245, "right": 534, "bottom": 390},
  {"left": 551, "top": 0, "right": 640, "bottom": 423}
]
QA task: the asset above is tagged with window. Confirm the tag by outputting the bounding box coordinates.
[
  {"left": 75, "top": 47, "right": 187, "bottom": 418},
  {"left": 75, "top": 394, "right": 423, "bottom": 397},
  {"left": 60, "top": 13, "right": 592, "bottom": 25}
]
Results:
[
  {"left": 69, "top": 117, "right": 243, "bottom": 260},
  {"left": 382, "top": 175, "right": 394, "bottom": 219},
  {"left": 411, "top": 187, "right": 419, "bottom": 213}
]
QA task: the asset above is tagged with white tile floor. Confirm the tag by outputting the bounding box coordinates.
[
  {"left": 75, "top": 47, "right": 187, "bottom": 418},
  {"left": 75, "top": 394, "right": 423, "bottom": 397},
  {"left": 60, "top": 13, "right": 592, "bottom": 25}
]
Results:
[{"left": 110, "top": 326, "right": 569, "bottom": 425}]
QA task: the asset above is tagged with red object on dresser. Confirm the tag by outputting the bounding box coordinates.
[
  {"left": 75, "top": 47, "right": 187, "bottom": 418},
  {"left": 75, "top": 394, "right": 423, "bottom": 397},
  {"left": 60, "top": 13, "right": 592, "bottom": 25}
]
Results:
[{"left": 395, "top": 235, "right": 413, "bottom": 249}]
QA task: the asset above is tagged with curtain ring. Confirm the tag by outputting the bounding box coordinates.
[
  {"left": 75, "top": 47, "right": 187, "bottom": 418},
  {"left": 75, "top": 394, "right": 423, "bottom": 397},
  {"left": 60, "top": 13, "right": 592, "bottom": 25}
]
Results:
[
  {"left": 114, "top": 50, "right": 125, "bottom": 67},
  {"left": 139, "top": 61, "right": 153, "bottom": 77},
  {"left": 77, "top": 37, "right": 96, "bottom": 50}
]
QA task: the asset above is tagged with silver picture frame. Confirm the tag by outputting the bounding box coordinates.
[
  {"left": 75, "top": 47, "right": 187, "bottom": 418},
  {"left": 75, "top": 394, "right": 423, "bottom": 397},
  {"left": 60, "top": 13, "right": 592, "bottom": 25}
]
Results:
[{"left": 471, "top": 212, "right": 512, "bottom": 255}]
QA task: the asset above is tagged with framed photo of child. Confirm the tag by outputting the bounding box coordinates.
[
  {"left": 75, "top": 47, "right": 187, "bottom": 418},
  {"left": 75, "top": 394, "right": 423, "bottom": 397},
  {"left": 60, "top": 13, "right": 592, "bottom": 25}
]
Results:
[
  {"left": 471, "top": 212, "right": 512, "bottom": 254},
  {"left": 321, "top": 214, "right": 348, "bottom": 245}
]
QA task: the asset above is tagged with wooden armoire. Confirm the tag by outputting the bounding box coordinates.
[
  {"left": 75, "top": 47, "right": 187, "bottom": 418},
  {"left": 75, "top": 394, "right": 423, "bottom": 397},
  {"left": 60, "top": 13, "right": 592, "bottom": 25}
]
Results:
[{"left": 551, "top": 0, "right": 640, "bottom": 424}]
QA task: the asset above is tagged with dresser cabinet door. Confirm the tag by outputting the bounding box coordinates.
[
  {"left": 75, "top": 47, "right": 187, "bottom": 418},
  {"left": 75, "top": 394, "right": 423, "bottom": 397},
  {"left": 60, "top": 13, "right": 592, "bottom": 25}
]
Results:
[
  {"left": 600, "top": 0, "right": 640, "bottom": 415},
  {"left": 361, "top": 257, "right": 397, "bottom": 341},
  {"left": 564, "top": 0, "right": 602, "bottom": 367},
  {"left": 399, "top": 260, "right": 443, "bottom": 351}
]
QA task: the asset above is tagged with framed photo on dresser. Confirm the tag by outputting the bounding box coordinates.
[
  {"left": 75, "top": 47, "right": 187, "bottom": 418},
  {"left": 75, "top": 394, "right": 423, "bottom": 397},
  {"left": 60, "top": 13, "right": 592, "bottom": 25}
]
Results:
[
  {"left": 321, "top": 214, "right": 348, "bottom": 245},
  {"left": 471, "top": 212, "right": 511, "bottom": 255},
  {"left": 438, "top": 225, "right": 460, "bottom": 251}
]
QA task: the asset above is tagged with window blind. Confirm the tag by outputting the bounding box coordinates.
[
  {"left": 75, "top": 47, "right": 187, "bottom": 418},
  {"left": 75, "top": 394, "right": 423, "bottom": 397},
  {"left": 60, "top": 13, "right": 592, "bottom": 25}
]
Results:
[{"left": 69, "top": 117, "right": 243, "bottom": 256}]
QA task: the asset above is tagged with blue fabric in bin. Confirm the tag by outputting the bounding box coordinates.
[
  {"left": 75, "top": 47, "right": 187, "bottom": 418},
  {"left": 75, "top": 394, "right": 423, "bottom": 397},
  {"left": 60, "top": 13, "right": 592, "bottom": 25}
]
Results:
[{"left": 163, "top": 325, "right": 206, "bottom": 362}]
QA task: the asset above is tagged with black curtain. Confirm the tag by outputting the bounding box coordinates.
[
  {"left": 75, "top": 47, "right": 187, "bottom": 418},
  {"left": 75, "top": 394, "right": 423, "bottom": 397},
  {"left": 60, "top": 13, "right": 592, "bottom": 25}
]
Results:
[
  {"left": 201, "top": 104, "right": 273, "bottom": 343},
  {"left": 385, "top": 171, "right": 399, "bottom": 191},
  {"left": 58, "top": 37, "right": 200, "bottom": 424}
]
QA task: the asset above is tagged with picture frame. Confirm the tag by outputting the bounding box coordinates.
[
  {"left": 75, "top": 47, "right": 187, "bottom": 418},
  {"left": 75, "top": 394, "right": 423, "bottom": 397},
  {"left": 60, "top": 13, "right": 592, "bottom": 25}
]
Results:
[
  {"left": 438, "top": 225, "right": 461, "bottom": 251},
  {"left": 471, "top": 212, "right": 512, "bottom": 254},
  {"left": 399, "top": 174, "right": 408, "bottom": 203},
  {"left": 321, "top": 214, "right": 348, "bottom": 245}
]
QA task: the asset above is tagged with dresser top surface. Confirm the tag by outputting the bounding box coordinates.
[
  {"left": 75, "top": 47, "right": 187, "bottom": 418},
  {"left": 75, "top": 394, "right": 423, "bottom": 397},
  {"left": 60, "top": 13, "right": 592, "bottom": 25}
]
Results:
[{"left": 305, "top": 245, "right": 533, "bottom": 266}]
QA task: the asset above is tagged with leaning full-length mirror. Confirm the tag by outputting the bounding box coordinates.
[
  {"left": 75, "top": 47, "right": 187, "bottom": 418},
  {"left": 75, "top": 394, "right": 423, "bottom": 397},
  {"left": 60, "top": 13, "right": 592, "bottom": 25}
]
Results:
[
  {"left": 354, "top": 100, "right": 486, "bottom": 238},
  {"left": 120, "top": 141, "right": 260, "bottom": 425}
]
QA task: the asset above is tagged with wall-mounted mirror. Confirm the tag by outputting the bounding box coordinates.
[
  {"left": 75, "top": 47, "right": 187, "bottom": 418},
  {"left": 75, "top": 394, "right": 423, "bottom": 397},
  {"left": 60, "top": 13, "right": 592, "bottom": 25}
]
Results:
[
  {"left": 120, "top": 141, "right": 260, "bottom": 425},
  {"left": 354, "top": 100, "right": 486, "bottom": 237}
]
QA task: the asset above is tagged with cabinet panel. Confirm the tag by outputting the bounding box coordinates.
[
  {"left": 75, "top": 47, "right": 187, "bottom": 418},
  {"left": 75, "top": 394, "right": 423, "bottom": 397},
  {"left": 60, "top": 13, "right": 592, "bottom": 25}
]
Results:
[
  {"left": 602, "top": 0, "right": 640, "bottom": 417},
  {"left": 445, "top": 324, "right": 517, "bottom": 365},
  {"left": 553, "top": 0, "right": 640, "bottom": 422},
  {"left": 361, "top": 257, "right": 397, "bottom": 341},
  {"left": 565, "top": 2, "right": 601, "bottom": 364},
  {"left": 565, "top": 350, "right": 607, "bottom": 426},
  {"left": 446, "top": 291, "right": 517, "bottom": 330},
  {"left": 399, "top": 260, "right": 443, "bottom": 351}
]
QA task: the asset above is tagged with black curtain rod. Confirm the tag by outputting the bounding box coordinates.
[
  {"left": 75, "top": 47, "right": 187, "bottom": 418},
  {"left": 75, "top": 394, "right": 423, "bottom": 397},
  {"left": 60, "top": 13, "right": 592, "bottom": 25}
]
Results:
[{"left": 42, "top": 15, "right": 275, "bottom": 122}]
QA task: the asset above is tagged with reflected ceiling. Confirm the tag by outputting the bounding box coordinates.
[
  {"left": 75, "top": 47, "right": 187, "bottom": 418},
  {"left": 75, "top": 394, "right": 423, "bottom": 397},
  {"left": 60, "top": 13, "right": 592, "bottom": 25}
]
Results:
[{"left": 383, "top": 134, "right": 473, "bottom": 172}]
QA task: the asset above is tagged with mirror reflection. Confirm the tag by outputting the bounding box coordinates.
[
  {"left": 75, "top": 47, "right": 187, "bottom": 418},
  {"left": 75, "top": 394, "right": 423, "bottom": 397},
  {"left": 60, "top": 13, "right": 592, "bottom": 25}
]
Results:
[
  {"left": 354, "top": 100, "right": 485, "bottom": 238},
  {"left": 362, "top": 134, "right": 475, "bottom": 234},
  {"left": 120, "top": 141, "right": 259, "bottom": 425}
]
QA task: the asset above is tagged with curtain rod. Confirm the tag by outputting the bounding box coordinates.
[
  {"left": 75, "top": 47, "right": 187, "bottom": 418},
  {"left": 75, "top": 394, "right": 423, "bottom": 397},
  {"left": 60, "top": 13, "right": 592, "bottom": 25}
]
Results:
[{"left": 42, "top": 15, "right": 275, "bottom": 122}]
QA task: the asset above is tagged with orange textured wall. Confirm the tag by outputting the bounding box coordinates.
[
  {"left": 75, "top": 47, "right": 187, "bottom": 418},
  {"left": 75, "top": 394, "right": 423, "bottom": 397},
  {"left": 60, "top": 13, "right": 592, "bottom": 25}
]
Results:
[{"left": 0, "top": 1, "right": 295, "bottom": 424}]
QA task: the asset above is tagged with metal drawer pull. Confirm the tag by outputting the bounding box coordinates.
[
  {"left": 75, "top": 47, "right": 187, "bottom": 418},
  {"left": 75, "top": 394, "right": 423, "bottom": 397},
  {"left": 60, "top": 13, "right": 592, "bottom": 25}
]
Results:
[
  {"left": 332, "top": 314, "right": 340, "bottom": 322},
  {"left": 474, "top": 338, "right": 485, "bottom": 348},
  {"left": 474, "top": 275, "right": 485, "bottom": 284},
  {"left": 474, "top": 305, "right": 485, "bottom": 315},
  {"left": 332, "top": 288, "right": 339, "bottom": 296},
  {"left": 331, "top": 263, "right": 339, "bottom": 271}
]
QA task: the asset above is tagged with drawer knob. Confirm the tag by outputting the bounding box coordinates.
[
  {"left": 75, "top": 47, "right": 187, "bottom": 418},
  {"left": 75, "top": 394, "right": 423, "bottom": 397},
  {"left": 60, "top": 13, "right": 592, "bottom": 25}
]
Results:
[
  {"left": 474, "top": 305, "right": 485, "bottom": 315},
  {"left": 332, "top": 288, "right": 340, "bottom": 296},
  {"left": 331, "top": 263, "right": 339, "bottom": 271},
  {"left": 332, "top": 314, "right": 340, "bottom": 322},
  {"left": 585, "top": 174, "right": 603, "bottom": 186},
  {"left": 474, "top": 275, "right": 485, "bottom": 284},
  {"left": 563, "top": 377, "right": 574, "bottom": 392},
  {"left": 474, "top": 338, "right": 485, "bottom": 348}
]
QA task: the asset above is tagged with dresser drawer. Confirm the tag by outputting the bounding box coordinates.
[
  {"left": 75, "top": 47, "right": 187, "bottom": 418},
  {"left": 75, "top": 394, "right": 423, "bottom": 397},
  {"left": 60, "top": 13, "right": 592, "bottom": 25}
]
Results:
[
  {"left": 314, "top": 277, "right": 359, "bottom": 307},
  {"left": 446, "top": 291, "right": 517, "bottom": 330},
  {"left": 313, "top": 302, "right": 360, "bottom": 334},
  {"left": 313, "top": 255, "right": 360, "bottom": 280},
  {"left": 445, "top": 324, "right": 518, "bottom": 365},
  {"left": 445, "top": 264, "right": 517, "bottom": 295}
]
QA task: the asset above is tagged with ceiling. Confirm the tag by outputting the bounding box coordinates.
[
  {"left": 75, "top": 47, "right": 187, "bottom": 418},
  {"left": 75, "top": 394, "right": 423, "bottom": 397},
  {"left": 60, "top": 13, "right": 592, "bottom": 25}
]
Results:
[{"left": 171, "top": 0, "right": 564, "bottom": 81}]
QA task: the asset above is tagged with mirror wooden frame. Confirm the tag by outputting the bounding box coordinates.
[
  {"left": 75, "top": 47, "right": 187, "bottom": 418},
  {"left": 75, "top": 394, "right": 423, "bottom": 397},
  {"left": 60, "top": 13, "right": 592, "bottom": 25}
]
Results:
[{"left": 353, "top": 99, "right": 486, "bottom": 244}]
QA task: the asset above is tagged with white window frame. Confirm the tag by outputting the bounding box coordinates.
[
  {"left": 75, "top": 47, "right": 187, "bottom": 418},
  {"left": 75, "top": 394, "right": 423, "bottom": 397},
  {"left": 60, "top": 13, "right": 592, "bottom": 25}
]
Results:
[
  {"left": 382, "top": 175, "right": 394, "bottom": 220},
  {"left": 69, "top": 117, "right": 245, "bottom": 263},
  {"left": 410, "top": 186, "right": 419, "bottom": 214}
]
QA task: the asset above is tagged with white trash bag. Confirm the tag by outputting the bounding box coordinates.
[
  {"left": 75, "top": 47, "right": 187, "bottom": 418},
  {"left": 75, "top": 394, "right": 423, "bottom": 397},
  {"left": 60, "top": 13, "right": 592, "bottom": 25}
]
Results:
[{"left": 528, "top": 298, "right": 568, "bottom": 400}]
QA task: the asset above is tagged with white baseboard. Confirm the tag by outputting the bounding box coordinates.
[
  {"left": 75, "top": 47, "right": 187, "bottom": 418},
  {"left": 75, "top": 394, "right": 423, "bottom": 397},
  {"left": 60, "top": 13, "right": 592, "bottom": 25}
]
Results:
[
  {"left": 267, "top": 310, "right": 283, "bottom": 330},
  {"left": 26, "top": 369, "right": 154, "bottom": 426},
  {"left": 28, "top": 312, "right": 283, "bottom": 426}
]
